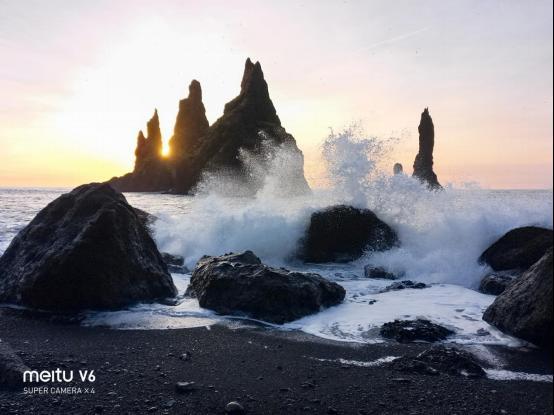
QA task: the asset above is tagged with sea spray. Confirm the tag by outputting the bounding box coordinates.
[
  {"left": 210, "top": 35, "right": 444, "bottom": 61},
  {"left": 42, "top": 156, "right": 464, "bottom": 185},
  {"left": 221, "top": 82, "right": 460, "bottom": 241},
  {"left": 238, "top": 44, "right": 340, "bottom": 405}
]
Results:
[{"left": 153, "top": 126, "right": 552, "bottom": 289}]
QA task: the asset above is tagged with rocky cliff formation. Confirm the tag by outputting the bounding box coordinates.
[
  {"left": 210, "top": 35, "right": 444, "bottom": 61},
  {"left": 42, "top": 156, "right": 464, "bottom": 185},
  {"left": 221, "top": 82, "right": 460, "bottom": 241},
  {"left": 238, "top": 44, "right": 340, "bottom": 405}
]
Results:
[
  {"left": 110, "top": 110, "right": 172, "bottom": 192},
  {"left": 412, "top": 108, "right": 441, "bottom": 189},
  {"left": 109, "top": 59, "right": 310, "bottom": 195}
]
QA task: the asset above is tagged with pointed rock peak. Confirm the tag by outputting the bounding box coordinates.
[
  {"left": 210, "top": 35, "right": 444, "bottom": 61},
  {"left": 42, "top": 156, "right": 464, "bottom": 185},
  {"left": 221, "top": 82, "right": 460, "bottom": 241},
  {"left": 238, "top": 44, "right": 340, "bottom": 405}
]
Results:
[
  {"left": 240, "top": 58, "right": 266, "bottom": 93},
  {"left": 146, "top": 109, "right": 162, "bottom": 148},
  {"left": 188, "top": 79, "right": 202, "bottom": 102},
  {"left": 137, "top": 130, "right": 146, "bottom": 142},
  {"left": 418, "top": 107, "right": 434, "bottom": 137},
  {"left": 223, "top": 58, "right": 279, "bottom": 124}
]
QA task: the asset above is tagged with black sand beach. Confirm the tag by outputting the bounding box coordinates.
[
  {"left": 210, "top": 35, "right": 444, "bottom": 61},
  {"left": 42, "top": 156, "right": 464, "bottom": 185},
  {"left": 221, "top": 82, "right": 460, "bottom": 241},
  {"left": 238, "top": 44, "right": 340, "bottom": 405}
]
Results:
[{"left": 0, "top": 309, "right": 552, "bottom": 415}]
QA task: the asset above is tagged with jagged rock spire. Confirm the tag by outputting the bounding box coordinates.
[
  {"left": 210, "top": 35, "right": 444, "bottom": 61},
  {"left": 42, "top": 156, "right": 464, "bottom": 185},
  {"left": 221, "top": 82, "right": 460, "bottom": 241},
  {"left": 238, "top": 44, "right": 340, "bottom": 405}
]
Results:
[
  {"left": 223, "top": 58, "right": 280, "bottom": 125},
  {"left": 412, "top": 108, "right": 441, "bottom": 189},
  {"left": 146, "top": 109, "right": 162, "bottom": 155},
  {"left": 169, "top": 80, "right": 209, "bottom": 159},
  {"left": 134, "top": 130, "right": 147, "bottom": 172}
]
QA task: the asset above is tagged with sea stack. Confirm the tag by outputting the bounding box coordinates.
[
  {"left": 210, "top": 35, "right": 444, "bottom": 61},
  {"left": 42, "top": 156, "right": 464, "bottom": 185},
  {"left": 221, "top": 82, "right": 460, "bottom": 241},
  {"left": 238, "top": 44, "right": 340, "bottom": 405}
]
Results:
[
  {"left": 169, "top": 80, "right": 209, "bottom": 160},
  {"left": 412, "top": 108, "right": 441, "bottom": 189},
  {"left": 109, "top": 58, "right": 309, "bottom": 195},
  {"left": 110, "top": 110, "right": 172, "bottom": 192}
]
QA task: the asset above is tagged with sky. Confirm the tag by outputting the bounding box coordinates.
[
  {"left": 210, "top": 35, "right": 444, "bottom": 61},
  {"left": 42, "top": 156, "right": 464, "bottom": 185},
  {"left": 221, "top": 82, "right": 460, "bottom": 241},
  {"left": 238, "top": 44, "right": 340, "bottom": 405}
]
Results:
[{"left": 0, "top": 0, "right": 552, "bottom": 189}]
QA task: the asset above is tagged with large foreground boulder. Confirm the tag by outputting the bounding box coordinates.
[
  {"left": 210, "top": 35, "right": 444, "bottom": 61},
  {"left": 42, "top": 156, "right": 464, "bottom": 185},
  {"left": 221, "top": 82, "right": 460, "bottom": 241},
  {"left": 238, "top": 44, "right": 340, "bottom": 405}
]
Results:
[
  {"left": 185, "top": 251, "right": 345, "bottom": 324},
  {"left": 0, "top": 183, "right": 177, "bottom": 311},
  {"left": 298, "top": 205, "right": 398, "bottom": 263},
  {"left": 479, "top": 226, "right": 553, "bottom": 271},
  {"left": 483, "top": 248, "right": 553, "bottom": 349}
]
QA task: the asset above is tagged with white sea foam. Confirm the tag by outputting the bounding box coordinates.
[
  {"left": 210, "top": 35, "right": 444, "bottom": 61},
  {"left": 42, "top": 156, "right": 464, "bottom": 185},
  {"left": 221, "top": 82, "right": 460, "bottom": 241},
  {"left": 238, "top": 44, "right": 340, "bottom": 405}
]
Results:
[
  {"left": 485, "top": 369, "right": 553, "bottom": 383},
  {"left": 310, "top": 356, "right": 399, "bottom": 367}
]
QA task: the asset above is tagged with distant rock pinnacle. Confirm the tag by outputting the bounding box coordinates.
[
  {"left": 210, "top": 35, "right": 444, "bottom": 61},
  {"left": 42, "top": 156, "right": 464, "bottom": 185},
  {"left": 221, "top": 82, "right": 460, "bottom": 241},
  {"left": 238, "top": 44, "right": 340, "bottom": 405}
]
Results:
[
  {"left": 412, "top": 108, "right": 441, "bottom": 189},
  {"left": 169, "top": 80, "right": 209, "bottom": 159}
]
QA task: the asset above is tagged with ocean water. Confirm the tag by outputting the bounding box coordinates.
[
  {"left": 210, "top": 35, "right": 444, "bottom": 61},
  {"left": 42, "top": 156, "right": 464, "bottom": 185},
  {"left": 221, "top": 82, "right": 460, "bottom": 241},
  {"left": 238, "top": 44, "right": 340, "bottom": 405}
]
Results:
[
  {"left": 0, "top": 131, "right": 552, "bottom": 347},
  {"left": 1, "top": 185, "right": 551, "bottom": 347}
]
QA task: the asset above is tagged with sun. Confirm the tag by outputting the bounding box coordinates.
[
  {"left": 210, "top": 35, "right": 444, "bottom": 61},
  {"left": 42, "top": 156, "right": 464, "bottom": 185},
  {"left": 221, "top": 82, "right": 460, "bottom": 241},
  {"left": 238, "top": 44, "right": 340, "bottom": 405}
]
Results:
[{"left": 52, "top": 18, "right": 245, "bottom": 177}]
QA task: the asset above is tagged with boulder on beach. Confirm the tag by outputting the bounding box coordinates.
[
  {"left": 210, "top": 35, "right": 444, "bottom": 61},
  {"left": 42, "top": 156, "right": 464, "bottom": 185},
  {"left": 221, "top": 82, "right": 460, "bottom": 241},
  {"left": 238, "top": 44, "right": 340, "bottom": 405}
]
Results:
[
  {"left": 0, "top": 183, "right": 177, "bottom": 311},
  {"left": 381, "top": 280, "right": 428, "bottom": 293},
  {"left": 298, "top": 205, "right": 398, "bottom": 263},
  {"left": 185, "top": 251, "right": 345, "bottom": 324},
  {"left": 478, "top": 271, "right": 520, "bottom": 295},
  {"left": 389, "top": 346, "right": 485, "bottom": 378},
  {"left": 479, "top": 226, "right": 553, "bottom": 271},
  {"left": 380, "top": 319, "right": 454, "bottom": 343},
  {"left": 364, "top": 266, "right": 398, "bottom": 280},
  {"left": 483, "top": 248, "right": 553, "bottom": 350},
  {"left": 412, "top": 108, "right": 441, "bottom": 189}
]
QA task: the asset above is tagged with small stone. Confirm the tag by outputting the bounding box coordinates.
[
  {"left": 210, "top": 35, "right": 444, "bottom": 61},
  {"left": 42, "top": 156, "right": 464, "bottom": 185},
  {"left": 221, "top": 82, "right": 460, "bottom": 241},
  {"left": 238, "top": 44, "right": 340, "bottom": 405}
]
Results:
[
  {"left": 175, "top": 381, "right": 196, "bottom": 393},
  {"left": 225, "top": 401, "right": 245, "bottom": 414}
]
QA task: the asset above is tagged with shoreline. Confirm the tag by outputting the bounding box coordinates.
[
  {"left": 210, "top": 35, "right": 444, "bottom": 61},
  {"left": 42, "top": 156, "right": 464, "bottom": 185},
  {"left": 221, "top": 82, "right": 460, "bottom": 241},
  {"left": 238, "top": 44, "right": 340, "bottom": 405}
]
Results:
[{"left": 1, "top": 309, "right": 552, "bottom": 414}]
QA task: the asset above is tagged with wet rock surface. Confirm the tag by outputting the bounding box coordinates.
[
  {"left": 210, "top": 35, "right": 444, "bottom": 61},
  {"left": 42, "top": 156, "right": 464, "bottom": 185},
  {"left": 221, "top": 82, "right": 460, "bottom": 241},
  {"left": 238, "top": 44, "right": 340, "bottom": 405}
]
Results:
[
  {"left": 380, "top": 280, "right": 428, "bottom": 292},
  {"left": 380, "top": 319, "right": 454, "bottom": 343},
  {"left": 389, "top": 346, "right": 486, "bottom": 378},
  {"left": 483, "top": 248, "right": 553, "bottom": 350},
  {"left": 185, "top": 251, "right": 345, "bottom": 324},
  {"left": 364, "top": 266, "right": 398, "bottom": 280},
  {"left": 0, "top": 183, "right": 177, "bottom": 311},
  {"left": 298, "top": 205, "right": 398, "bottom": 263},
  {"left": 161, "top": 253, "right": 189, "bottom": 274},
  {"left": 478, "top": 271, "right": 520, "bottom": 295},
  {"left": 479, "top": 226, "right": 553, "bottom": 271}
]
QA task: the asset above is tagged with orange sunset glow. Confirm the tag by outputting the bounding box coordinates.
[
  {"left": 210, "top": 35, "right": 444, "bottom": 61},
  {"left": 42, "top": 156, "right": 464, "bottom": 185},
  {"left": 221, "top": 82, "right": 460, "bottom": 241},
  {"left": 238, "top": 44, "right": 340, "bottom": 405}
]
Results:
[{"left": 1, "top": 0, "right": 552, "bottom": 189}]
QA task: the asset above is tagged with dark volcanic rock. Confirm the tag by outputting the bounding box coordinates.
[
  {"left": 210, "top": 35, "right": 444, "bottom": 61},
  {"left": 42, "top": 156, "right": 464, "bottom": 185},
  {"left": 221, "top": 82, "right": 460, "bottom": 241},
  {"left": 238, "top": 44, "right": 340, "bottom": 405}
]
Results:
[
  {"left": 0, "top": 183, "right": 177, "bottom": 311},
  {"left": 169, "top": 80, "right": 209, "bottom": 160},
  {"left": 110, "top": 110, "right": 172, "bottom": 192},
  {"left": 364, "top": 266, "right": 398, "bottom": 280},
  {"left": 483, "top": 248, "right": 553, "bottom": 349},
  {"left": 298, "top": 205, "right": 399, "bottom": 263},
  {"left": 390, "top": 346, "right": 485, "bottom": 378},
  {"left": 161, "top": 252, "right": 189, "bottom": 274},
  {"left": 478, "top": 271, "right": 520, "bottom": 295},
  {"left": 185, "top": 251, "right": 345, "bottom": 324},
  {"left": 381, "top": 280, "right": 428, "bottom": 292},
  {"left": 174, "top": 58, "right": 310, "bottom": 195},
  {"left": 412, "top": 108, "right": 441, "bottom": 189},
  {"left": 109, "top": 59, "right": 310, "bottom": 195},
  {"left": 479, "top": 226, "right": 553, "bottom": 271},
  {"left": 0, "top": 340, "right": 30, "bottom": 389},
  {"left": 380, "top": 319, "right": 454, "bottom": 343}
]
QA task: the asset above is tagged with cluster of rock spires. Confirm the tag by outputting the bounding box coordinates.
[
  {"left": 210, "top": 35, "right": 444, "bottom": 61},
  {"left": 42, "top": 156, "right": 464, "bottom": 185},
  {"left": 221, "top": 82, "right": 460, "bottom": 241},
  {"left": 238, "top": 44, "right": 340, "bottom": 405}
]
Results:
[{"left": 110, "top": 58, "right": 310, "bottom": 195}]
